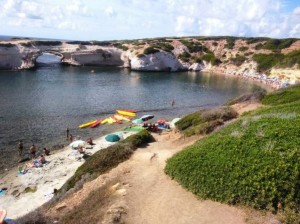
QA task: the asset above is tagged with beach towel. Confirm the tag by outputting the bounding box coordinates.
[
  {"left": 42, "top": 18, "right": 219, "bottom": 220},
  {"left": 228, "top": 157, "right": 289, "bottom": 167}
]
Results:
[{"left": 0, "top": 190, "right": 6, "bottom": 196}]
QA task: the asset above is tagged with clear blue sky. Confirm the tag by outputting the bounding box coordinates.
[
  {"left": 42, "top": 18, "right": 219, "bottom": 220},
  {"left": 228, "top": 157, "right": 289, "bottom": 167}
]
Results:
[{"left": 0, "top": 0, "right": 300, "bottom": 41}]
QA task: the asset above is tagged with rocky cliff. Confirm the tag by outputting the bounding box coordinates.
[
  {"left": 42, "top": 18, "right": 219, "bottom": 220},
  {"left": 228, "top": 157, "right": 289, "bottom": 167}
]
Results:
[{"left": 1, "top": 37, "right": 300, "bottom": 87}]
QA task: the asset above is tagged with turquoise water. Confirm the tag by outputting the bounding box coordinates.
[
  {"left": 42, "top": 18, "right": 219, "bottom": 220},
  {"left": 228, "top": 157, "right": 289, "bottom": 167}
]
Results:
[{"left": 0, "top": 65, "right": 262, "bottom": 170}]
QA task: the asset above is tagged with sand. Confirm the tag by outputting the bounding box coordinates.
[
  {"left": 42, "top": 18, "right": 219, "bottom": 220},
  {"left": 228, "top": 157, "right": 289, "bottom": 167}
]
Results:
[{"left": 0, "top": 131, "right": 134, "bottom": 219}]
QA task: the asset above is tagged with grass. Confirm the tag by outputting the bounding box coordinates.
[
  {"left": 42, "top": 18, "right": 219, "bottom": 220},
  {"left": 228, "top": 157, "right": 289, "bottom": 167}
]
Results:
[
  {"left": 165, "top": 85, "right": 300, "bottom": 221},
  {"left": 175, "top": 106, "right": 238, "bottom": 137},
  {"left": 62, "top": 130, "right": 153, "bottom": 192}
]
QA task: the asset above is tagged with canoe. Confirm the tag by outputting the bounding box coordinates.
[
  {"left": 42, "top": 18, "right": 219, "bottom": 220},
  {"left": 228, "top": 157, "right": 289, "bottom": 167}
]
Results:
[
  {"left": 90, "top": 119, "right": 102, "bottom": 128},
  {"left": 101, "top": 119, "right": 109, "bottom": 124},
  {"left": 112, "top": 116, "right": 122, "bottom": 124},
  {"left": 79, "top": 120, "right": 97, "bottom": 128},
  {"left": 114, "top": 114, "right": 130, "bottom": 122},
  {"left": 117, "top": 110, "right": 136, "bottom": 117},
  {"left": 107, "top": 117, "right": 116, "bottom": 124},
  {"left": 118, "top": 109, "right": 137, "bottom": 113}
]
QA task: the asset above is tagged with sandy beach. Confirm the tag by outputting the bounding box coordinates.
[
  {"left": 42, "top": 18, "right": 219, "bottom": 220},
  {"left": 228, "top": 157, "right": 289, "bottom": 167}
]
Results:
[{"left": 0, "top": 131, "right": 134, "bottom": 219}]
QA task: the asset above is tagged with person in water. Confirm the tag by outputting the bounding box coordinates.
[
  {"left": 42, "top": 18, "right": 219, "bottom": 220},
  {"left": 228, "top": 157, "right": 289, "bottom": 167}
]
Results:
[
  {"left": 18, "top": 140, "right": 23, "bottom": 158},
  {"left": 43, "top": 147, "right": 50, "bottom": 156},
  {"left": 69, "top": 134, "right": 74, "bottom": 142},
  {"left": 66, "top": 128, "right": 69, "bottom": 140},
  {"left": 29, "top": 144, "right": 37, "bottom": 159},
  {"left": 171, "top": 99, "right": 175, "bottom": 107}
]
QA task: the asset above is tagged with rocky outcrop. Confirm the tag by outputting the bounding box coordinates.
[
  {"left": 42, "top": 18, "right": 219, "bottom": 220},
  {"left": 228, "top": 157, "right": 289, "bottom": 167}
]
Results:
[{"left": 129, "top": 51, "right": 184, "bottom": 71}]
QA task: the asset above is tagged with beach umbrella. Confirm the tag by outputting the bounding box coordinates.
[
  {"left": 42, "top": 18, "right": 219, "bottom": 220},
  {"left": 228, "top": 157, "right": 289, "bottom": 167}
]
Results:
[
  {"left": 140, "top": 115, "right": 154, "bottom": 121},
  {"left": 69, "top": 140, "right": 86, "bottom": 149},
  {"left": 170, "top": 118, "right": 181, "bottom": 129},
  {"left": 132, "top": 118, "right": 144, "bottom": 124},
  {"left": 105, "top": 134, "right": 120, "bottom": 142}
]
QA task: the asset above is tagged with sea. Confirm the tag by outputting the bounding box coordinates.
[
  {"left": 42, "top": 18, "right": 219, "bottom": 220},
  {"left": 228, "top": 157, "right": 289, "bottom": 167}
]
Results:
[{"left": 0, "top": 54, "right": 264, "bottom": 171}]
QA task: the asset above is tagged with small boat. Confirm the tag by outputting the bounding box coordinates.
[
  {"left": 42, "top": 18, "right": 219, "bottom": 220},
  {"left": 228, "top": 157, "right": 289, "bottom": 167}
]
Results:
[
  {"left": 112, "top": 116, "right": 122, "bottom": 124},
  {"left": 107, "top": 117, "right": 116, "bottom": 124},
  {"left": 117, "top": 110, "right": 136, "bottom": 117},
  {"left": 118, "top": 109, "right": 137, "bottom": 113},
  {"left": 114, "top": 114, "right": 130, "bottom": 122},
  {"left": 79, "top": 120, "right": 97, "bottom": 128},
  {"left": 90, "top": 119, "right": 102, "bottom": 128},
  {"left": 101, "top": 118, "right": 109, "bottom": 124}
]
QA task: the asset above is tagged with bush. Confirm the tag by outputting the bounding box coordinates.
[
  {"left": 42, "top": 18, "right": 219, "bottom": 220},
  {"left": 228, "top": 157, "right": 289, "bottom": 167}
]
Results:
[
  {"left": 201, "top": 53, "right": 221, "bottom": 66},
  {"left": 262, "top": 84, "right": 300, "bottom": 105},
  {"left": 0, "top": 43, "right": 15, "bottom": 47},
  {"left": 178, "top": 52, "right": 191, "bottom": 62},
  {"left": 230, "top": 55, "right": 246, "bottom": 66},
  {"left": 238, "top": 46, "right": 248, "bottom": 51},
  {"left": 175, "top": 106, "right": 238, "bottom": 136},
  {"left": 152, "top": 43, "right": 174, "bottom": 52},
  {"left": 144, "top": 47, "right": 160, "bottom": 55},
  {"left": 165, "top": 85, "right": 300, "bottom": 221},
  {"left": 253, "top": 53, "right": 284, "bottom": 71},
  {"left": 262, "top": 39, "right": 296, "bottom": 51},
  {"left": 180, "top": 39, "right": 203, "bottom": 53},
  {"left": 225, "top": 37, "right": 236, "bottom": 49},
  {"left": 20, "top": 42, "right": 33, "bottom": 47},
  {"left": 62, "top": 130, "right": 153, "bottom": 191},
  {"left": 32, "top": 41, "right": 62, "bottom": 46},
  {"left": 225, "top": 90, "right": 266, "bottom": 105},
  {"left": 67, "top": 41, "right": 92, "bottom": 45}
]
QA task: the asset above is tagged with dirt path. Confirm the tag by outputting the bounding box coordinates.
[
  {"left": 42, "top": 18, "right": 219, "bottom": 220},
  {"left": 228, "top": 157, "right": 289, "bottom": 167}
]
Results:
[{"left": 120, "top": 132, "right": 246, "bottom": 224}]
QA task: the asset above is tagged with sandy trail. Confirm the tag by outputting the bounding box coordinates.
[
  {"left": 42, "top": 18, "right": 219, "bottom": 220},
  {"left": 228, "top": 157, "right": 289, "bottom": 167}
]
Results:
[{"left": 120, "top": 132, "right": 246, "bottom": 224}]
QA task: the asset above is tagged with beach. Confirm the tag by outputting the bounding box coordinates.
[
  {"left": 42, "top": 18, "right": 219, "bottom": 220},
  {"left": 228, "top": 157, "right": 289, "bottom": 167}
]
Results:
[{"left": 0, "top": 130, "right": 134, "bottom": 219}]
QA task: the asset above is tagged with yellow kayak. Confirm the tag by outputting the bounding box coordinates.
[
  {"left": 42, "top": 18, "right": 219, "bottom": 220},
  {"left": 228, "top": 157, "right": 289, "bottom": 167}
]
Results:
[
  {"left": 114, "top": 114, "right": 130, "bottom": 122},
  {"left": 101, "top": 118, "right": 109, "bottom": 124},
  {"left": 79, "top": 120, "right": 97, "bottom": 128},
  {"left": 117, "top": 110, "right": 136, "bottom": 117},
  {"left": 107, "top": 117, "right": 116, "bottom": 124}
]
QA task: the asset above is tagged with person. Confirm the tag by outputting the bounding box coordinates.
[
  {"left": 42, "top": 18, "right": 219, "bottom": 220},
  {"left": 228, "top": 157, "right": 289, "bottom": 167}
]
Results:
[
  {"left": 66, "top": 128, "right": 69, "bottom": 140},
  {"left": 43, "top": 147, "right": 50, "bottom": 156},
  {"left": 18, "top": 140, "right": 23, "bottom": 158},
  {"left": 87, "top": 137, "right": 93, "bottom": 145},
  {"left": 77, "top": 146, "right": 85, "bottom": 154},
  {"left": 69, "top": 134, "right": 73, "bottom": 142},
  {"left": 29, "top": 144, "right": 37, "bottom": 159},
  {"left": 39, "top": 155, "right": 46, "bottom": 164},
  {"left": 171, "top": 99, "right": 175, "bottom": 107}
]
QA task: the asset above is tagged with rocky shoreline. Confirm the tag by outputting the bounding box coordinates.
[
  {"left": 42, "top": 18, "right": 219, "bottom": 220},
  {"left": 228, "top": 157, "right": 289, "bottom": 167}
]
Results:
[{"left": 1, "top": 37, "right": 300, "bottom": 89}]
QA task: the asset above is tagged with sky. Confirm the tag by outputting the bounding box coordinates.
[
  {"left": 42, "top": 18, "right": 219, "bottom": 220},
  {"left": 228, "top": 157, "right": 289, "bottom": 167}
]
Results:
[{"left": 0, "top": 0, "right": 300, "bottom": 41}]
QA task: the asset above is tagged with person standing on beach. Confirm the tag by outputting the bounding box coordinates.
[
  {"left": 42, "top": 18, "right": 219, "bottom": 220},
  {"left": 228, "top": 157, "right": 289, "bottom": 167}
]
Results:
[
  {"left": 18, "top": 140, "right": 23, "bottom": 158},
  {"left": 171, "top": 99, "right": 175, "bottom": 107},
  {"left": 66, "top": 128, "right": 69, "bottom": 140},
  {"left": 29, "top": 144, "right": 37, "bottom": 159}
]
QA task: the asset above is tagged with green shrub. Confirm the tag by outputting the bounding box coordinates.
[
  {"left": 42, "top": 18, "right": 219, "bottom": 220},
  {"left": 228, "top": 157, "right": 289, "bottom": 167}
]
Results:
[
  {"left": 144, "top": 47, "right": 160, "bottom": 55},
  {"left": 180, "top": 39, "right": 203, "bottom": 53},
  {"left": 32, "top": 41, "right": 62, "bottom": 46},
  {"left": 262, "top": 39, "right": 296, "bottom": 51},
  {"left": 63, "top": 130, "right": 153, "bottom": 191},
  {"left": 262, "top": 84, "right": 300, "bottom": 105},
  {"left": 178, "top": 52, "right": 191, "bottom": 62},
  {"left": 152, "top": 43, "right": 174, "bottom": 52},
  {"left": 255, "top": 43, "right": 264, "bottom": 50},
  {"left": 238, "top": 46, "right": 248, "bottom": 51},
  {"left": 252, "top": 53, "right": 284, "bottom": 71},
  {"left": 225, "top": 37, "right": 236, "bottom": 49},
  {"left": 246, "top": 38, "right": 269, "bottom": 44},
  {"left": 225, "top": 90, "right": 266, "bottom": 106},
  {"left": 176, "top": 107, "right": 238, "bottom": 136},
  {"left": 20, "top": 42, "right": 33, "bottom": 47},
  {"left": 67, "top": 41, "right": 92, "bottom": 45},
  {"left": 166, "top": 85, "right": 300, "bottom": 221},
  {"left": 230, "top": 55, "right": 246, "bottom": 66},
  {"left": 201, "top": 53, "right": 221, "bottom": 65},
  {"left": 278, "top": 50, "right": 300, "bottom": 69}
]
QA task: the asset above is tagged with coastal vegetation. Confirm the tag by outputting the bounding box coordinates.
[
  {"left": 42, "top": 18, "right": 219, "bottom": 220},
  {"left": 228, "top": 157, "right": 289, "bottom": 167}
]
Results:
[
  {"left": 165, "top": 85, "right": 300, "bottom": 222},
  {"left": 175, "top": 106, "right": 238, "bottom": 137},
  {"left": 144, "top": 46, "right": 160, "bottom": 55}
]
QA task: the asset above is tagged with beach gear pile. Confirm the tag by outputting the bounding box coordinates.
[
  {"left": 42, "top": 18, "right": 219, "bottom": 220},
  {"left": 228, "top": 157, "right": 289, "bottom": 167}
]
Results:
[{"left": 78, "top": 109, "right": 137, "bottom": 128}]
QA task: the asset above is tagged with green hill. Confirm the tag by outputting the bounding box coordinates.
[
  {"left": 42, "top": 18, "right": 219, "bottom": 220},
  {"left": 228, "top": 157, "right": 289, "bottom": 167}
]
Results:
[{"left": 165, "top": 85, "right": 300, "bottom": 222}]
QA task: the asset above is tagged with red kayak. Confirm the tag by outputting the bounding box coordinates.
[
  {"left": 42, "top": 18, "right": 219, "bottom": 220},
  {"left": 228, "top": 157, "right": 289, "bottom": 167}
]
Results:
[{"left": 90, "top": 119, "right": 102, "bottom": 128}]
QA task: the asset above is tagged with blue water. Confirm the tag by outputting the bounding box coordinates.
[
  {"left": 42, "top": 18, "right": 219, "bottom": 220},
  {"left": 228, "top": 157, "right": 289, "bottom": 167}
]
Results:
[{"left": 0, "top": 65, "right": 262, "bottom": 170}]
